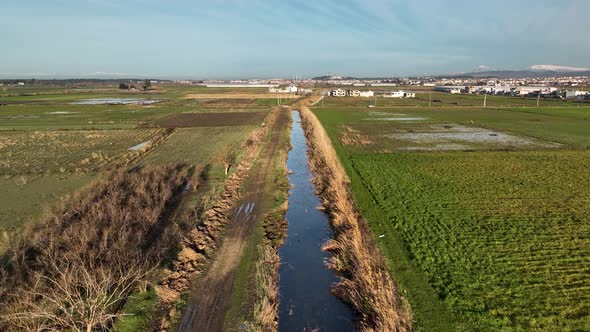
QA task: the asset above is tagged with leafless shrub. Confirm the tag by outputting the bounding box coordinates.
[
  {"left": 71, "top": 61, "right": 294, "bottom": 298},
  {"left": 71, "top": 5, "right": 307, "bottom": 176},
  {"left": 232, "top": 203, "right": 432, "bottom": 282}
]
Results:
[{"left": 0, "top": 163, "right": 196, "bottom": 331}]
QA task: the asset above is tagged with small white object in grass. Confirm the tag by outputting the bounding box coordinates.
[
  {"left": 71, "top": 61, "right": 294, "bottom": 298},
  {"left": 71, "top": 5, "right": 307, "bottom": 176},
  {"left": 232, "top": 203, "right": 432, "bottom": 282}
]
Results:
[
  {"left": 379, "top": 234, "right": 385, "bottom": 238},
  {"left": 129, "top": 141, "right": 150, "bottom": 151}
]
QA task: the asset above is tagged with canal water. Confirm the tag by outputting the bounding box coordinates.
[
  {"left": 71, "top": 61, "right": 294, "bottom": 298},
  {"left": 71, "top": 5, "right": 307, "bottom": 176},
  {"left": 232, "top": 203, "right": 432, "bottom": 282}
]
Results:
[{"left": 278, "top": 111, "right": 354, "bottom": 331}]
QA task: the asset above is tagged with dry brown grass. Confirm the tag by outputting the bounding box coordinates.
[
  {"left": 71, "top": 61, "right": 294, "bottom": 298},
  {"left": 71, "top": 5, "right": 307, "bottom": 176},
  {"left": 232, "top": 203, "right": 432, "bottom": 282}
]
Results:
[
  {"left": 252, "top": 242, "right": 281, "bottom": 332},
  {"left": 0, "top": 164, "right": 199, "bottom": 331},
  {"left": 298, "top": 103, "right": 412, "bottom": 332},
  {"left": 340, "top": 126, "right": 374, "bottom": 146},
  {"left": 251, "top": 112, "right": 291, "bottom": 332}
]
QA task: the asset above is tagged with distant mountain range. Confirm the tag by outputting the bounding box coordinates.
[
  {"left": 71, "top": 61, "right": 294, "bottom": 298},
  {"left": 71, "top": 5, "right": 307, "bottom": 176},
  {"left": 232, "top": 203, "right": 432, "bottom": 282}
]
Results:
[
  {"left": 457, "top": 65, "right": 590, "bottom": 78},
  {"left": 313, "top": 65, "right": 590, "bottom": 81}
]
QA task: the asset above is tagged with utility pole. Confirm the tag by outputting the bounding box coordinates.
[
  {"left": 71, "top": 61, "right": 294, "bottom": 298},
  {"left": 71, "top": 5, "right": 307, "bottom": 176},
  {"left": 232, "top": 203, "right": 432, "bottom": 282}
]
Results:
[
  {"left": 537, "top": 92, "right": 541, "bottom": 107},
  {"left": 429, "top": 91, "right": 432, "bottom": 107},
  {"left": 483, "top": 93, "right": 487, "bottom": 108},
  {"left": 374, "top": 95, "right": 377, "bottom": 107}
]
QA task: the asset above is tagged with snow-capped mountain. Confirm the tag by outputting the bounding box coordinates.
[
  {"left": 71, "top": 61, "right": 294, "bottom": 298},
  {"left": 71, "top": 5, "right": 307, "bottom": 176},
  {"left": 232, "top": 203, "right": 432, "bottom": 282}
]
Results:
[{"left": 528, "top": 65, "right": 590, "bottom": 72}]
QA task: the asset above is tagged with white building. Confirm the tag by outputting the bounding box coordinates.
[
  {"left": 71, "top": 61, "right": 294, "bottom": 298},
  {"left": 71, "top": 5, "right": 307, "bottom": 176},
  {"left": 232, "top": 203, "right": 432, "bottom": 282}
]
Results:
[
  {"left": 349, "top": 90, "right": 361, "bottom": 97},
  {"left": 514, "top": 86, "right": 549, "bottom": 96},
  {"left": 388, "top": 91, "right": 405, "bottom": 98},
  {"left": 269, "top": 85, "right": 299, "bottom": 93},
  {"left": 384, "top": 90, "right": 415, "bottom": 98},
  {"left": 330, "top": 88, "right": 346, "bottom": 97},
  {"left": 359, "top": 90, "right": 374, "bottom": 97},
  {"left": 435, "top": 86, "right": 463, "bottom": 94},
  {"left": 371, "top": 83, "right": 398, "bottom": 87}
]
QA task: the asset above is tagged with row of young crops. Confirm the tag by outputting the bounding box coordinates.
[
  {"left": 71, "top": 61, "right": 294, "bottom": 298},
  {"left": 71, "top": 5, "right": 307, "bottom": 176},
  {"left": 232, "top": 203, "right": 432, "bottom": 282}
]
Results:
[
  {"left": 139, "top": 126, "right": 257, "bottom": 166},
  {"left": 0, "top": 129, "right": 161, "bottom": 174},
  {"left": 349, "top": 150, "right": 590, "bottom": 330}
]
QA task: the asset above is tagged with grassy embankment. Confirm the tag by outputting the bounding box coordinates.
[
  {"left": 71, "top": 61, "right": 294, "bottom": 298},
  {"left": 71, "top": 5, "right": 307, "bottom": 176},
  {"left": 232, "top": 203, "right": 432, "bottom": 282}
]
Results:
[{"left": 299, "top": 103, "right": 413, "bottom": 331}]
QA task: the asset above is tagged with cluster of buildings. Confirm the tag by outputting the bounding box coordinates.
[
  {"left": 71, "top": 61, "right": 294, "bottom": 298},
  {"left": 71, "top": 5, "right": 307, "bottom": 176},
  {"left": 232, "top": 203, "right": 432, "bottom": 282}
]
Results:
[
  {"left": 329, "top": 88, "right": 374, "bottom": 97},
  {"left": 309, "top": 74, "right": 590, "bottom": 90},
  {"left": 434, "top": 85, "right": 589, "bottom": 100},
  {"left": 328, "top": 88, "right": 415, "bottom": 98}
]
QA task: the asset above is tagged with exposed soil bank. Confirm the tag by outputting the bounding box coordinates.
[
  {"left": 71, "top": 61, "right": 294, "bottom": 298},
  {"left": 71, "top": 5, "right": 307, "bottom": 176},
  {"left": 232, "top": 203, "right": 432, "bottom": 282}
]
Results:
[
  {"left": 278, "top": 111, "right": 355, "bottom": 331},
  {"left": 297, "top": 100, "right": 413, "bottom": 332}
]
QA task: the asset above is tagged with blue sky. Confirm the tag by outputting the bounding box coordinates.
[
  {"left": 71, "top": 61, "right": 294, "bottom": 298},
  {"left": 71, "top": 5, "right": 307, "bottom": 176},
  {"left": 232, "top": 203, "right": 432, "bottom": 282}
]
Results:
[{"left": 1, "top": 0, "right": 589, "bottom": 78}]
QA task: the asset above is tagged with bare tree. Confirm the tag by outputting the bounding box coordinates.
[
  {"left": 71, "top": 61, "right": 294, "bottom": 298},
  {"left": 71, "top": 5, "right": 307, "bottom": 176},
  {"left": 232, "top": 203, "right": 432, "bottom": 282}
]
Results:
[
  {"left": 1, "top": 253, "right": 151, "bottom": 332},
  {"left": 0, "top": 164, "right": 193, "bottom": 331},
  {"left": 214, "top": 150, "right": 237, "bottom": 176}
]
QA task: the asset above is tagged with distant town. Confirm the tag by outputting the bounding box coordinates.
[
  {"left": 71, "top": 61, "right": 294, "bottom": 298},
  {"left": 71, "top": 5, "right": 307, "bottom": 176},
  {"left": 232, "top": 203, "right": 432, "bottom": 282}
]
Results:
[
  {"left": 189, "top": 73, "right": 590, "bottom": 100},
  {"left": 2, "top": 72, "right": 589, "bottom": 101}
]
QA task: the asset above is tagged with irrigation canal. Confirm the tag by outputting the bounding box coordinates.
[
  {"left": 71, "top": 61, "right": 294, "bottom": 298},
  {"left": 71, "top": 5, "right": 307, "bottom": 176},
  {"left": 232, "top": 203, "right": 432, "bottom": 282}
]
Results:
[{"left": 277, "top": 111, "right": 354, "bottom": 331}]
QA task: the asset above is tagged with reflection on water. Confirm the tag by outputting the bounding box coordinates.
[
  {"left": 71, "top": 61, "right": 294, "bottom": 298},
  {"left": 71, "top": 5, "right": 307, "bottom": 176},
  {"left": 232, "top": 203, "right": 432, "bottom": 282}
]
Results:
[{"left": 278, "top": 111, "right": 354, "bottom": 331}]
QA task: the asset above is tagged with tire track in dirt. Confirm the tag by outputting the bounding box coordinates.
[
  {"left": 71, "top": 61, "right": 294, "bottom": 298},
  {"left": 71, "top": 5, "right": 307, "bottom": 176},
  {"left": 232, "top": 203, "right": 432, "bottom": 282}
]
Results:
[{"left": 176, "top": 109, "right": 289, "bottom": 332}]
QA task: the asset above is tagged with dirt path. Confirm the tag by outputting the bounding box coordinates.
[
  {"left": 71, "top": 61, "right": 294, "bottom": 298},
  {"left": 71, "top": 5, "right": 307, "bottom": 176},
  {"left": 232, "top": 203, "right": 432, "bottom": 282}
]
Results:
[{"left": 176, "top": 108, "right": 289, "bottom": 332}]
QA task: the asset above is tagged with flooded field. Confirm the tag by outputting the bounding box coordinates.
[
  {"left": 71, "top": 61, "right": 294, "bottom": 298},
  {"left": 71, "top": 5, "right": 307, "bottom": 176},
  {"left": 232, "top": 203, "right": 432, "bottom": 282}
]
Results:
[
  {"left": 387, "top": 124, "right": 562, "bottom": 150},
  {"left": 70, "top": 98, "right": 160, "bottom": 105}
]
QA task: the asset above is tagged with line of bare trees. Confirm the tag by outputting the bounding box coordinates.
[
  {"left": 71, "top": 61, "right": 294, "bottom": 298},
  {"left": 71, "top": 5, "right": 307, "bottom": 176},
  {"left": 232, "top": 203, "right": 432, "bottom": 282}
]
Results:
[{"left": 0, "top": 164, "right": 201, "bottom": 331}]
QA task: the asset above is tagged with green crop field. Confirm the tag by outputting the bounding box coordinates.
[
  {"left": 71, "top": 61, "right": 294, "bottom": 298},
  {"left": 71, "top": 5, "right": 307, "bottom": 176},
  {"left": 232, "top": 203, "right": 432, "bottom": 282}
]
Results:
[
  {"left": 316, "top": 107, "right": 590, "bottom": 149},
  {"left": 140, "top": 126, "right": 256, "bottom": 166},
  {"left": 0, "top": 129, "right": 162, "bottom": 174},
  {"left": 0, "top": 174, "right": 96, "bottom": 233},
  {"left": 312, "top": 96, "right": 590, "bottom": 331},
  {"left": 0, "top": 104, "right": 180, "bottom": 130}
]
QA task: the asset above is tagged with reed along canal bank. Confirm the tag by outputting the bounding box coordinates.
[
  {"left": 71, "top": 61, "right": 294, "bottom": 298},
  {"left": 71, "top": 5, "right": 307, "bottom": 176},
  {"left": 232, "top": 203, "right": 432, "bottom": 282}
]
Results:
[{"left": 277, "top": 110, "right": 355, "bottom": 331}]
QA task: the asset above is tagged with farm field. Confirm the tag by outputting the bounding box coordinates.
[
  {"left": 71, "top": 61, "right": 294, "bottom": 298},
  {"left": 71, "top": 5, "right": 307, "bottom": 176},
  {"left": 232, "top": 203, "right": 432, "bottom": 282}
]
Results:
[
  {"left": 317, "top": 106, "right": 590, "bottom": 149},
  {"left": 155, "top": 111, "right": 267, "bottom": 127},
  {"left": 312, "top": 97, "right": 590, "bottom": 330},
  {"left": 0, "top": 129, "right": 163, "bottom": 174},
  {"left": 318, "top": 92, "right": 587, "bottom": 108},
  {"left": 0, "top": 174, "right": 96, "bottom": 232},
  {"left": 0, "top": 83, "right": 278, "bottom": 332},
  {"left": 0, "top": 84, "right": 270, "bottom": 235},
  {"left": 0, "top": 104, "right": 179, "bottom": 130},
  {"left": 140, "top": 126, "right": 257, "bottom": 166}
]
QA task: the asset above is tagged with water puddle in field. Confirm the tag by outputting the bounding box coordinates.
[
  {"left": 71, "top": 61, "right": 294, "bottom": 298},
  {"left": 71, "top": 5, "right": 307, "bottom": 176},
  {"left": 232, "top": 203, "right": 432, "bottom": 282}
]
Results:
[
  {"left": 278, "top": 111, "right": 354, "bottom": 331},
  {"left": 369, "top": 111, "right": 407, "bottom": 116},
  {"left": 128, "top": 141, "right": 150, "bottom": 151},
  {"left": 70, "top": 98, "right": 159, "bottom": 105},
  {"left": 370, "top": 117, "right": 426, "bottom": 121},
  {"left": 386, "top": 124, "right": 562, "bottom": 150},
  {"left": 365, "top": 112, "right": 426, "bottom": 121},
  {"left": 46, "top": 111, "right": 77, "bottom": 115}
]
